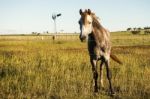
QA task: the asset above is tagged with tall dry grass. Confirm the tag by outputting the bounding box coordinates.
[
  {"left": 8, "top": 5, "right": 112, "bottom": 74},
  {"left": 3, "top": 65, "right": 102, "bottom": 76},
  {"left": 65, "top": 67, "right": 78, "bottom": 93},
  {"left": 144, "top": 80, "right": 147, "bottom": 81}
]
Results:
[{"left": 0, "top": 33, "right": 150, "bottom": 98}]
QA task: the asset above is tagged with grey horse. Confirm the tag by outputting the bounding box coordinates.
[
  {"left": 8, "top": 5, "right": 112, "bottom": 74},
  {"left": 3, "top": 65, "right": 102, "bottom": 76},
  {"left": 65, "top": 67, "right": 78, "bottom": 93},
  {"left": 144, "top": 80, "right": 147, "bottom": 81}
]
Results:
[{"left": 78, "top": 9, "right": 122, "bottom": 95}]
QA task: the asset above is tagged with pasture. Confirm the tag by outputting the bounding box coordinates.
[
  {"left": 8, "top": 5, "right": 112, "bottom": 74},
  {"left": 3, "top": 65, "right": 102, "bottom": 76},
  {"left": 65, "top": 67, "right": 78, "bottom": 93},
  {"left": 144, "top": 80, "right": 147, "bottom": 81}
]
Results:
[{"left": 0, "top": 32, "right": 150, "bottom": 99}]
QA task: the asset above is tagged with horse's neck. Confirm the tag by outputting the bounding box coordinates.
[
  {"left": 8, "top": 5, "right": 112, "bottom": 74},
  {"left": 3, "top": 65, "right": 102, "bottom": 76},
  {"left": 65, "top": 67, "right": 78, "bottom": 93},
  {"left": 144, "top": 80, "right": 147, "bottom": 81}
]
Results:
[{"left": 91, "top": 23, "right": 111, "bottom": 51}]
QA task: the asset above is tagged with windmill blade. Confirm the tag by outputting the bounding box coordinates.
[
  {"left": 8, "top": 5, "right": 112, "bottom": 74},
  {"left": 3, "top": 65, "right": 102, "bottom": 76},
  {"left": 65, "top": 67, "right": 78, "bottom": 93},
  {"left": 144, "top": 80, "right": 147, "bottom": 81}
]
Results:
[{"left": 57, "top": 13, "right": 61, "bottom": 17}]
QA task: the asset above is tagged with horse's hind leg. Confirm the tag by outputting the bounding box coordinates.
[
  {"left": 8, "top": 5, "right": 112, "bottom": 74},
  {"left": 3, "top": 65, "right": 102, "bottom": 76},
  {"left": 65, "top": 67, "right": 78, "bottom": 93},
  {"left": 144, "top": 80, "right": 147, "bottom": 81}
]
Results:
[
  {"left": 90, "top": 59, "right": 98, "bottom": 92},
  {"left": 105, "top": 60, "right": 115, "bottom": 95},
  {"left": 100, "top": 61, "right": 104, "bottom": 90}
]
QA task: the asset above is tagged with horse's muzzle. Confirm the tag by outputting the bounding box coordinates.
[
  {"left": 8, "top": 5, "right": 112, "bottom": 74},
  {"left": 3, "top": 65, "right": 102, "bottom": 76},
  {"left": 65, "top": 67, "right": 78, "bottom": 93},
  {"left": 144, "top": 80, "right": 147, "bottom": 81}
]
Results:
[{"left": 79, "top": 35, "right": 86, "bottom": 42}]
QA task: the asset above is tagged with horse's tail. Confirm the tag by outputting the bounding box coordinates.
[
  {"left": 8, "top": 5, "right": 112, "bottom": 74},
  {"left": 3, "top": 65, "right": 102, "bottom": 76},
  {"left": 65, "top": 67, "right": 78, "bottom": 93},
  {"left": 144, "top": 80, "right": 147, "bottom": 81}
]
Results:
[{"left": 110, "top": 54, "right": 123, "bottom": 64}]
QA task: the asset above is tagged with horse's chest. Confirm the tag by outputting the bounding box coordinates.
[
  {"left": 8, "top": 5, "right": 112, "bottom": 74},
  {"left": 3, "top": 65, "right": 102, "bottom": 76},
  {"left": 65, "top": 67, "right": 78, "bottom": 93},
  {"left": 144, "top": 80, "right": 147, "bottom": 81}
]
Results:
[{"left": 88, "top": 41, "right": 103, "bottom": 60}]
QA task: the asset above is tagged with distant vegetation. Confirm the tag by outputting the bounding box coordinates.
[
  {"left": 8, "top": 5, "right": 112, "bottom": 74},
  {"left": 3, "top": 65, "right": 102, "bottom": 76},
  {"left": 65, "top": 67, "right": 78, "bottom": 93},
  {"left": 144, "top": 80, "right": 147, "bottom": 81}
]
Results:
[{"left": 127, "top": 27, "right": 150, "bottom": 35}]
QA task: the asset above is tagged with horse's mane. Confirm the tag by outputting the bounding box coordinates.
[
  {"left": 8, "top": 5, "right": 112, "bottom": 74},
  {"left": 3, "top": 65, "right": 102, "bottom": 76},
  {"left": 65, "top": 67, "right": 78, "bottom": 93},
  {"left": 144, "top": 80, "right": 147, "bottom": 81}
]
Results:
[
  {"left": 90, "top": 13, "right": 110, "bottom": 49},
  {"left": 92, "top": 14, "right": 101, "bottom": 29},
  {"left": 92, "top": 14, "right": 108, "bottom": 33},
  {"left": 91, "top": 13, "right": 109, "bottom": 37}
]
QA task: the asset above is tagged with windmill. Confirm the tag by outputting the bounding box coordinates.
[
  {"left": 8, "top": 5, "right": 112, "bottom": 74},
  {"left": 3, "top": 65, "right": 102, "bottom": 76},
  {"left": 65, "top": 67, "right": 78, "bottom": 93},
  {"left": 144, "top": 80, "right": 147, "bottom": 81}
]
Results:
[{"left": 52, "top": 13, "right": 62, "bottom": 34}]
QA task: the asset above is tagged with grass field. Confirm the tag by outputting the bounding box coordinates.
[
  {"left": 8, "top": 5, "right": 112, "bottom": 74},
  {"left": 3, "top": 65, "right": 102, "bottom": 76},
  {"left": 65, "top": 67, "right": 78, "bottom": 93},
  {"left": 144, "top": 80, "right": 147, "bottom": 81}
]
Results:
[{"left": 0, "top": 32, "right": 150, "bottom": 99}]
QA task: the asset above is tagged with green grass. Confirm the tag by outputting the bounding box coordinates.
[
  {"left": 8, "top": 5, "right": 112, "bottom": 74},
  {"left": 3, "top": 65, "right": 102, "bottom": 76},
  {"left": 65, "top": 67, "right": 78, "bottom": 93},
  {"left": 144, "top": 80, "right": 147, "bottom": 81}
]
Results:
[{"left": 0, "top": 32, "right": 150, "bottom": 98}]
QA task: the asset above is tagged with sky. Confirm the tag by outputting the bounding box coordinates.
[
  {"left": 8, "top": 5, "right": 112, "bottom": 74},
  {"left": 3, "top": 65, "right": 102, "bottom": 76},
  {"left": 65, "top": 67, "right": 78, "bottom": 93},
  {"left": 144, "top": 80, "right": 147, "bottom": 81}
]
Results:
[{"left": 0, "top": 0, "right": 150, "bottom": 34}]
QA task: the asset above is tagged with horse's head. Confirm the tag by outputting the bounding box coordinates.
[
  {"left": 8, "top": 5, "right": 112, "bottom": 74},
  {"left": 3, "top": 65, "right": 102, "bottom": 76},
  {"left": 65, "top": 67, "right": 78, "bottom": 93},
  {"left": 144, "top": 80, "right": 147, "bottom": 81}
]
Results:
[{"left": 79, "top": 9, "right": 93, "bottom": 42}]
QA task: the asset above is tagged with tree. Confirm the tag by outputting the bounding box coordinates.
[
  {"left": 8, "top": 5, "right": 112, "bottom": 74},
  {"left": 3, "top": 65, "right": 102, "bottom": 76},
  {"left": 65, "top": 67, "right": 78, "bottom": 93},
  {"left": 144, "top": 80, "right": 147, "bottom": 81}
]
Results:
[
  {"left": 144, "top": 26, "right": 150, "bottom": 34},
  {"left": 137, "top": 27, "right": 142, "bottom": 31},
  {"left": 131, "top": 27, "right": 140, "bottom": 35},
  {"left": 127, "top": 28, "right": 132, "bottom": 31},
  {"left": 32, "top": 32, "right": 36, "bottom": 35}
]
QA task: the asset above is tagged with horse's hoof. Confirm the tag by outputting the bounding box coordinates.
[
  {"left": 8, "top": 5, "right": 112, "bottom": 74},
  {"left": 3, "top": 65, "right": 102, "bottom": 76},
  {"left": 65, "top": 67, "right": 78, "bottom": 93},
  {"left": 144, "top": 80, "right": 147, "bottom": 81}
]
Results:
[
  {"left": 93, "top": 92, "right": 99, "bottom": 97},
  {"left": 94, "top": 88, "right": 98, "bottom": 93},
  {"left": 94, "top": 86, "right": 98, "bottom": 93},
  {"left": 94, "top": 90, "right": 98, "bottom": 93},
  {"left": 100, "top": 87, "right": 105, "bottom": 91},
  {"left": 110, "top": 92, "right": 115, "bottom": 96}
]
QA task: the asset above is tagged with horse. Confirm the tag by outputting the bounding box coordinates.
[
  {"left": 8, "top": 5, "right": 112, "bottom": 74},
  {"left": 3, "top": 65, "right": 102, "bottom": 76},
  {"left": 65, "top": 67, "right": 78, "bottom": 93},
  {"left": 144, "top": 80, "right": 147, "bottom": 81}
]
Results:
[{"left": 78, "top": 9, "right": 122, "bottom": 95}]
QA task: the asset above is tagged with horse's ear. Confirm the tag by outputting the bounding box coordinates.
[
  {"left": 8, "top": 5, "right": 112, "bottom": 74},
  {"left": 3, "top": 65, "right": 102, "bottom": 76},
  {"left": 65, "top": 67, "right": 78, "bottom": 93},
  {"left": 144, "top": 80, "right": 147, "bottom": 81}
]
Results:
[
  {"left": 79, "top": 9, "right": 82, "bottom": 15},
  {"left": 88, "top": 9, "right": 91, "bottom": 15}
]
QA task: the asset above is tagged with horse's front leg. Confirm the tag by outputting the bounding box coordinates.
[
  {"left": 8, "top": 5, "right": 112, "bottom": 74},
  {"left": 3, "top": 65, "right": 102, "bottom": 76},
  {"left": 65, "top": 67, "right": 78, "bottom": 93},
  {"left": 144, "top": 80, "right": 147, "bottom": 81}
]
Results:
[
  {"left": 105, "top": 60, "right": 115, "bottom": 95},
  {"left": 90, "top": 58, "right": 98, "bottom": 92}
]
